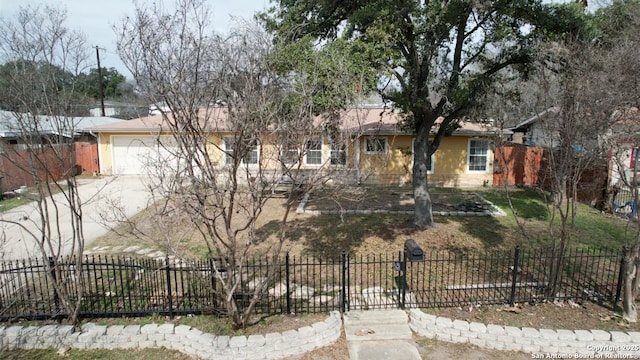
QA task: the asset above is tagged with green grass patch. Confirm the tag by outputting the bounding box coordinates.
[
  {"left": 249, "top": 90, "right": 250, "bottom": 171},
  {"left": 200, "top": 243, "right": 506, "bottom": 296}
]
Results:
[
  {"left": 0, "top": 194, "right": 35, "bottom": 212},
  {"left": 0, "top": 182, "right": 70, "bottom": 213},
  {"left": 479, "top": 187, "right": 635, "bottom": 251},
  {"left": 482, "top": 187, "right": 549, "bottom": 221},
  {"left": 0, "top": 348, "right": 192, "bottom": 360}
]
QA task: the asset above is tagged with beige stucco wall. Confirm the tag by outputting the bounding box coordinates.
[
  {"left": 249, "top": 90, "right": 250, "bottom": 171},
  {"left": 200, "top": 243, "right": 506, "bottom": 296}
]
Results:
[
  {"left": 430, "top": 136, "right": 494, "bottom": 188},
  {"left": 357, "top": 135, "right": 413, "bottom": 185},
  {"left": 356, "top": 135, "right": 494, "bottom": 187},
  {"left": 98, "top": 131, "right": 493, "bottom": 187}
]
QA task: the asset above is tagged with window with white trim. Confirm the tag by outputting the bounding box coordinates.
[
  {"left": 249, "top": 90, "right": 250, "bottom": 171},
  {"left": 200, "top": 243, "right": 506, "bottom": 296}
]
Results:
[
  {"left": 305, "top": 138, "right": 322, "bottom": 165},
  {"left": 365, "top": 137, "right": 386, "bottom": 154},
  {"left": 468, "top": 139, "right": 489, "bottom": 172},
  {"left": 330, "top": 140, "right": 346, "bottom": 165},
  {"left": 224, "top": 137, "right": 258, "bottom": 165},
  {"left": 280, "top": 141, "right": 299, "bottom": 165}
]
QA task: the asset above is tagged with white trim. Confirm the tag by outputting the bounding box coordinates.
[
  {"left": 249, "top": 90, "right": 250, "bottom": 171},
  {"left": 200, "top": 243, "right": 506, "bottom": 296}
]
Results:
[
  {"left": 355, "top": 137, "right": 360, "bottom": 173},
  {"left": 97, "top": 134, "right": 105, "bottom": 174},
  {"left": 467, "top": 138, "right": 490, "bottom": 173}
]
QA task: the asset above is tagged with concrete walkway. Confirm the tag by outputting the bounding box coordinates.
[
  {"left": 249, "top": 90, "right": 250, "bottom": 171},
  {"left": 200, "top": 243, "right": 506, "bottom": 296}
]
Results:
[
  {"left": 0, "top": 176, "right": 151, "bottom": 260},
  {"left": 343, "top": 310, "right": 422, "bottom": 360}
]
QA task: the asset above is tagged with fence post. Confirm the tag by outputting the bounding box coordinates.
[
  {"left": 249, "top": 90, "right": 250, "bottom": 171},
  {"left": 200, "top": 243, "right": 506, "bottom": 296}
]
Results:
[
  {"left": 509, "top": 246, "right": 521, "bottom": 306},
  {"left": 49, "top": 257, "right": 61, "bottom": 320},
  {"left": 285, "top": 252, "right": 291, "bottom": 315},
  {"left": 400, "top": 251, "right": 407, "bottom": 310},
  {"left": 209, "top": 258, "right": 217, "bottom": 309},
  {"left": 341, "top": 252, "right": 346, "bottom": 313},
  {"left": 165, "top": 256, "right": 174, "bottom": 319},
  {"left": 615, "top": 246, "right": 628, "bottom": 305}
]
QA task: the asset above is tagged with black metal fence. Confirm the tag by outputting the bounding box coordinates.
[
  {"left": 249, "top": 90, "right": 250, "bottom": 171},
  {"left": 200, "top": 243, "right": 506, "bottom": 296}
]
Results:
[{"left": 0, "top": 247, "right": 625, "bottom": 321}]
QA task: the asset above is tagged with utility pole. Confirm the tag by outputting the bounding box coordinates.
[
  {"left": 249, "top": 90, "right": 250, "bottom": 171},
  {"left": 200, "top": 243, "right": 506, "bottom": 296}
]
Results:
[{"left": 95, "top": 46, "right": 106, "bottom": 117}]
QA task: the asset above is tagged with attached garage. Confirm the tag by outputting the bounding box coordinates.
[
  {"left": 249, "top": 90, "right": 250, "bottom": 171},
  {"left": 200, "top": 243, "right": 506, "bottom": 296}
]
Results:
[{"left": 111, "top": 135, "right": 177, "bottom": 175}]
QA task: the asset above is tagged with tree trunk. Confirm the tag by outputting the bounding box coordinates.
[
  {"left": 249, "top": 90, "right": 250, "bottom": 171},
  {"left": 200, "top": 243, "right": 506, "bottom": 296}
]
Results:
[{"left": 413, "top": 125, "right": 434, "bottom": 228}]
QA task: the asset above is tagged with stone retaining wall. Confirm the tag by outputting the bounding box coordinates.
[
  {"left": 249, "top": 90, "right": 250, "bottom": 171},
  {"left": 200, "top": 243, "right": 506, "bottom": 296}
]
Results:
[
  {"left": 409, "top": 308, "right": 640, "bottom": 357},
  {"left": 0, "top": 311, "right": 342, "bottom": 360}
]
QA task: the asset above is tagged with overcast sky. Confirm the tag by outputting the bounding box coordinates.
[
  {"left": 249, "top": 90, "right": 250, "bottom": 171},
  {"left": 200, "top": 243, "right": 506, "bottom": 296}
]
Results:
[{"left": 0, "top": 0, "right": 270, "bottom": 78}]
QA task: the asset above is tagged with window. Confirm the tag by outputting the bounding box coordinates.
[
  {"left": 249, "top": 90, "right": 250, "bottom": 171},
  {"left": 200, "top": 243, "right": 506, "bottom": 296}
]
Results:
[
  {"left": 245, "top": 143, "right": 259, "bottom": 164},
  {"left": 224, "top": 137, "right": 258, "bottom": 165},
  {"left": 305, "top": 138, "right": 322, "bottom": 165},
  {"left": 330, "top": 141, "right": 346, "bottom": 165},
  {"left": 468, "top": 139, "right": 489, "bottom": 172},
  {"left": 224, "top": 137, "right": 235, "bottom": 165},
  {"left": 426, "top": 154, "right": 434, "bottom": 173},
  {"left": 280, "top": 141, "right": 299, "bottom": 164},
  {"left": 411, "top": 140, "right": 434, "bottom": 173},
  {"left": 365, "top": 137, "right": 386, "bottom": 154}
]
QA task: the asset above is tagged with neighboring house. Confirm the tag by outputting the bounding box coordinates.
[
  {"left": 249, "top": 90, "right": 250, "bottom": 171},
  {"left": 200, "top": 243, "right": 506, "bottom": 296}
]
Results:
[
  {"left": 148, "top": 103, "right": 172, "bottom": 116},
  {"left": 606, "top": 108, "right": 640, "bottom": 190},
  {"left": 88, "top": 107, "right": 502, "bottom": 187},
  {"left": 508, "top": 107, "right": 560, "bottom": 147},
  {"left": 507, "top": 107, "right": 627, "bottom": 207},
  {"left": 89, "top": 101, "right": 149, "bottom": 119},
  {"left": 0, "top": 110, "right": 122, "bottom": 191}
]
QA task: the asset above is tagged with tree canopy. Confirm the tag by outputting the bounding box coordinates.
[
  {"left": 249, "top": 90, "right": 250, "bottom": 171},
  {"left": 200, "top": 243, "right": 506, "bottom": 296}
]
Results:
[
  {"left": 0, "top": 59, "right": 132, "bottom": 115},
  {"left": 264, "top": 0, "right": 588, "bottom": 228},
  {"left": 76, "top": 67, "right": 130, "bottom": 100}
]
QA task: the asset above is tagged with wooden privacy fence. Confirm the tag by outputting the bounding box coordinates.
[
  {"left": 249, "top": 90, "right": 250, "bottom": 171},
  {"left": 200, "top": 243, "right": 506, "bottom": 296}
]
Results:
[
  {"left": 0, "top": 145, "right": 73, "bottom": 191},
  {"left": 0, "top": 142, "right": 97, "bottom": 192},
  {"left": 493, "top": 144, "right": 544, "bottom": 187},
  {"left": 0, "top": 247, "right": 625, "bottom": 321},
  {"left": 73, "top": 142, "right": 99, "bottom": 175}
]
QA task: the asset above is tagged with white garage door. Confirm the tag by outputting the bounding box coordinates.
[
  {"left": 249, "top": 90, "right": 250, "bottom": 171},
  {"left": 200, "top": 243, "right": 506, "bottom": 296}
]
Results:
[{"left": 111, "top": 135, "right": 177, "bottom": 175}]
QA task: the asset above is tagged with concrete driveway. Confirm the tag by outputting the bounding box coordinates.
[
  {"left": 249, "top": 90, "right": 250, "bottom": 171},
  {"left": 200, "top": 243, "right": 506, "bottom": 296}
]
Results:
[{"left": 0, "top": 176, "right": 152, "bottom": 260}]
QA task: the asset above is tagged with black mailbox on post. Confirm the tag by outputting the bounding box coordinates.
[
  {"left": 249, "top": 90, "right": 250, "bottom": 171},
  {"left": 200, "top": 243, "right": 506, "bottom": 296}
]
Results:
[{"left": 404, "top": 239, "right": 424, "bottom": 262}]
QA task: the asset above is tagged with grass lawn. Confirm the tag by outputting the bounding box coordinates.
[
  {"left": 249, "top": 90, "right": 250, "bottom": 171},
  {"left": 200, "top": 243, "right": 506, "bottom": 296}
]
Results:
[
  {"left": 0, "top": 348, "right": 192, "bottom": 360},
  {"left": 0, "top": 193, "right": 36, "bottom": 212},
  {"left": 482, "top": 187, "right": 637, "bottom": 251},
  {"left": 0, "top": 180, "right": 75, "bottom": 213}
]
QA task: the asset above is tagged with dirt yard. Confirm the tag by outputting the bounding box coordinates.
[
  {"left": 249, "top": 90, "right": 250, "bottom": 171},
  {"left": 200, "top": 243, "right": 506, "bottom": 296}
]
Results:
[
  {"left": 83, "top": 187, "right": 638, "bottom": 359},
  {"left": 86, "top": 188, "right": 497, "bottom": 260}
]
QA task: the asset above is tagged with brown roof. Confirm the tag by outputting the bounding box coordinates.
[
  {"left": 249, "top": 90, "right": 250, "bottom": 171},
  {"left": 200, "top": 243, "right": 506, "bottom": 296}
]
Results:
[{"left": 88, "top": 107, "right": 501, "bottom": 136}]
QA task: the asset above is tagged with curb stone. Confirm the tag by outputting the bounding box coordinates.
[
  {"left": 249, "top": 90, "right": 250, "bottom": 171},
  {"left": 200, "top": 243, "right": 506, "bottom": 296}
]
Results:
[{"left": 0, "top": 311, "right": 342, "bottom": 359}]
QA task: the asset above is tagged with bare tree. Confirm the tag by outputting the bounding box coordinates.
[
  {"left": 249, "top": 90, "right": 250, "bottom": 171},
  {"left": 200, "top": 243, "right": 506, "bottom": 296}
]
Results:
[
  {"left": 607, "top": 109, "right": 640, "bottom": 322},
  {"left": 561, "top": 1, "right": 640, "bottom": 321},
  {"left": 115, "top": 0, "right": 368, "bottom": 327},
  {"left": 600, "top": 7, "right": 640, "bottom": 319},
  {"left": 495, "top": 0, "right": 640, "bottom": 314},
  {"left": 0, "top": 5, "right": 90, "bottom": 324}
]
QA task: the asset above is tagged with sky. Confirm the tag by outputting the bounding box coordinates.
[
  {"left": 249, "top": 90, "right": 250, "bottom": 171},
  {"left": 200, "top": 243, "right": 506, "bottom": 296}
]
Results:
[{"left": 0, "top": 0, "right": 270, "bottom": 79}]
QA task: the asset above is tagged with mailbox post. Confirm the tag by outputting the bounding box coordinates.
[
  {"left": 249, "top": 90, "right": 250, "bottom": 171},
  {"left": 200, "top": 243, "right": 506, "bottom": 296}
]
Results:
[
  {"left": 404, "top": 239, "right": 424, "bottom": 262},
  {"left": 400, "top": 239, "right": 424, "bottom": 308}
]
